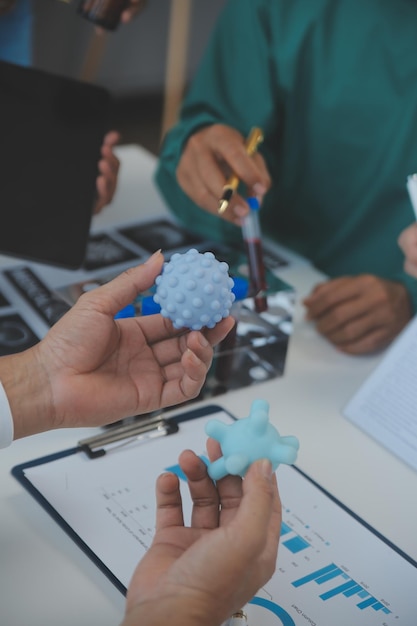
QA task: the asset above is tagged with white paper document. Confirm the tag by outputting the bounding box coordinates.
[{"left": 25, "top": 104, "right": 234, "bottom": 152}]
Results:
[
  {"left": 343, "top": 315, "right": 417, "bottom": 471},
  {"left": 14, "top": 406, "right": 417, "bottom": 625}
]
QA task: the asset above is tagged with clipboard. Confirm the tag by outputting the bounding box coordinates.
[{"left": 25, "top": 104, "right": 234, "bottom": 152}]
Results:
[{"left": 11, "top": 404, "right": 417, "bottom": 624}]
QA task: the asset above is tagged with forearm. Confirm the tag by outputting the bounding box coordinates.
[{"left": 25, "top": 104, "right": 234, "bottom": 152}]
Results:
[{"left": 0, "top": 346, "right": 54, "bottom": 441}]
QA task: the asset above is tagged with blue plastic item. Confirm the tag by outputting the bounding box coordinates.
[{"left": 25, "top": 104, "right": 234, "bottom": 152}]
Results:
[
  {"left": 247, "top": 196, "right": 260, "bottom": 211},
  {"left": 114, "top": 303, "right": 136, "bottom": 319},
  {"left": 153, "top": 248, "right": 235, "bottom": 330},
  {"left": 205, "top": 399, "right": 300, "bottom": 479}
]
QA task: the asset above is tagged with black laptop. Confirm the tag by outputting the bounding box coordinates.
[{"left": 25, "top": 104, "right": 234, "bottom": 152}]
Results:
[{"left": 0, "top": 60, "right": 111, "bottom": 268}]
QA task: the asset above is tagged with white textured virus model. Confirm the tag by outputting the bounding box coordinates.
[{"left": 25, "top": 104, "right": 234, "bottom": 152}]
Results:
[{"left": 153, "top": 248, "right": 235, "bottom": 330}]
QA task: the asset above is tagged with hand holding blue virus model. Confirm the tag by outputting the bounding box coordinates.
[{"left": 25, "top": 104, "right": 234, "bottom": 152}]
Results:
[
  {"left": 205, "top": 399, "right": 300, "bottom": 479},
  {"left": 153, "top": 248, "right": 235, "bottom": 330}
]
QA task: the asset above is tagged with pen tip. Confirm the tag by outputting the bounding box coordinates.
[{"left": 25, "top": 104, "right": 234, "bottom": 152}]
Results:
[{"left": 218, "top": 199, "right": 229, "bottom": 214}]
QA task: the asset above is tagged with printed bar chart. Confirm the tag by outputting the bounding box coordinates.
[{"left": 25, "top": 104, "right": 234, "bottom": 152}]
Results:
[
  {"left": 283, "top": 535, "right": 311, "bottom": 553},
  {"left": 292, "top": 563, "right": 391, "bottom": 615},
  {"left": 280, "top": 520, "right": 311, "bottom": 554}
]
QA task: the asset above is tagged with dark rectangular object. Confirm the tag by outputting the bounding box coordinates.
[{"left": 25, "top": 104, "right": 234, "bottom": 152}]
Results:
[{"left": 0, "top": 60, "right": 111, "bottom": 268}]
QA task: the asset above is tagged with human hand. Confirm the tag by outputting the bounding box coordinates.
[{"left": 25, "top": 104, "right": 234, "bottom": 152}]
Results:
[
  {"left": 93, "top": 0, "right": 147, "bottom": 34},
  {"left": 120, "top": 0, "right": 148, "bottom": 25},
  {"left": 0, "top": 0, "right": 16, "bottom": 16},
  {"left": 93, "top": 130, "right": 121, "bottom": 214},
  {"left": 398, "top": 223, "right": 417, "bottom": 278},
  {"left": 176, "top": 124, "right": 271, "bottom": 225},
  {"left": 123, "top": 440, "right": 281, "bottom": 626},
  {"left": 303, "top": 275, "right": 412, "bottom": 354},
  {"left": 4, "top": 251, "right": 234, "bottom": 439}
]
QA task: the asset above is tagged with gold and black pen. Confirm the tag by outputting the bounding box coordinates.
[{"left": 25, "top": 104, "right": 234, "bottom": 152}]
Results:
[{"left": 217, "top": 127, "right": 264, "bottom": 214}]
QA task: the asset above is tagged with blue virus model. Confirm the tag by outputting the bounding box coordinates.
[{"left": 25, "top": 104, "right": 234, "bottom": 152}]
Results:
[
  {"left": 205, "top": 399, "right": 300, "bottom": 479},
  {"left": 153, "top": 248, "right": 235, "bottom": 330}
]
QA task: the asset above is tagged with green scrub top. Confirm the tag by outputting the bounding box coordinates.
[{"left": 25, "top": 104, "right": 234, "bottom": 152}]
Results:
[{"left": 155, "top": 0, "right": 417, "bottom": 310}]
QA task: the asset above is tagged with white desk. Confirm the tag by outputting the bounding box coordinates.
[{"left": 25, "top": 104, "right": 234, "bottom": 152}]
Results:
[{"left": 1, "top": 145, "right": 416, "bottom": 626}]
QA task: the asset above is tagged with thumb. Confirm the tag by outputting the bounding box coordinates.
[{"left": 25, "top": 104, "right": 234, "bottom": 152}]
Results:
[
  {"left": 85, "top": 251, "right": 164, "bottom": 317},
  {"left": 232, "top": 459, "right": 280, "bottom": 559}
]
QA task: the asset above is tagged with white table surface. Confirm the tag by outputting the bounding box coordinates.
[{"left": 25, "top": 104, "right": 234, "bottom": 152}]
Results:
[{"left": 1, "top": 145, "right": 416, "bottom": 626}]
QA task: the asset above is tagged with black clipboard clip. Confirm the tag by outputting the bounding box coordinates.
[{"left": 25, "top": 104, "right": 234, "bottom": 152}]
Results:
[{"left": 78, "top": 413, "right": 179, "bottom": 459}]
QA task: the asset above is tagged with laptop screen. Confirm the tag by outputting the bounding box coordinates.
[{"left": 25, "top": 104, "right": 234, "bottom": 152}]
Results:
[{"left": 0, "top": 60, "right": 111, "bottom": 268}]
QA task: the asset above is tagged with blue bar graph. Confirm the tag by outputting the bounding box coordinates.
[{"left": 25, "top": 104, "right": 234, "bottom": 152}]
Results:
[
  {"left": 293, "top": 563, "right": 338, "bottom": 587},
  {"left": 280, "top": 521, "right": 311, "bottom": 553},
  {"left": 357, "top": 596, "right": 378, "bottom": 609},
  {"left": 316, "top": 568, "right": 347, "bottom": 585},
  {"left": 320, "top": 580, "right": 359, "bottom": 600},
  {"left": 283, "top": 535, "right": 310, "bottom": 553},
  {"left": 280, "top": 522, "right": 292, "bottom": 536},
  {"left": 343, "top": 584, "right": 364, "bottom": 597},
  {"left": 292, "top": 563, "right": 391, "bottom": 615}
]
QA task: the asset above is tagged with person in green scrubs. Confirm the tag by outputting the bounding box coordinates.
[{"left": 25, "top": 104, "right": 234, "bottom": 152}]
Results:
[{"left": 155, "top": 0, "right": 417, "bottom": 355}]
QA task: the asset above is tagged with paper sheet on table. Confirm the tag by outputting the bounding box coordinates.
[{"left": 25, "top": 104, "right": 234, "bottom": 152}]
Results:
[{"left": 343, "top": 315, "right": 417, "bottom": 471}]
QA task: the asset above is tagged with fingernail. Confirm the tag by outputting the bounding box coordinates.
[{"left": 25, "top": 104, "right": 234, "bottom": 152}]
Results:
[
  {"left": 260, "top": 459, "right": 273, "bottom": 479},
  {"left": 198, "top": 334, "right": 209, "bottom": 347},
  {"left": 253, "top": 183, "right": 267, "bottom": 197},
  {"left": 187, "top": 348, "right": 201, "bottom": 365},
  {"left": 145, "top": 249, "right": 162, "bottom": 264}
]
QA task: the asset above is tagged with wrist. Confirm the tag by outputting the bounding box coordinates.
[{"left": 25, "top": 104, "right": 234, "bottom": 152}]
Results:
[
  {"left": 122, "top": 595, "right": 221, "bottom": 626},
  {"left": 0, "top": 346, "right": 54, "bottom": 440}
]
